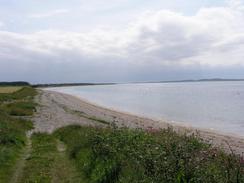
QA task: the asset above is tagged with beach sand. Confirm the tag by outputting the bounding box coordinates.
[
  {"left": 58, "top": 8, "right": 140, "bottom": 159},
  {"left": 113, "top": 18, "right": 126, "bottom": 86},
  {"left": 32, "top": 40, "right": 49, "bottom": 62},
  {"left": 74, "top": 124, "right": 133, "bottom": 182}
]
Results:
[{"left": 32, "top": 89, "right": 244, "bottom": 155}]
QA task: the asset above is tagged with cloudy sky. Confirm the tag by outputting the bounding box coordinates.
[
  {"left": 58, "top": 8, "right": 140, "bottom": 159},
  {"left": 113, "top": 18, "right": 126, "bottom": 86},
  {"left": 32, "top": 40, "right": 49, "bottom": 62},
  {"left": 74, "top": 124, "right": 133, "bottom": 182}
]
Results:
[{"left": 1, "top": 0, "right": 244, "bottom": 83}]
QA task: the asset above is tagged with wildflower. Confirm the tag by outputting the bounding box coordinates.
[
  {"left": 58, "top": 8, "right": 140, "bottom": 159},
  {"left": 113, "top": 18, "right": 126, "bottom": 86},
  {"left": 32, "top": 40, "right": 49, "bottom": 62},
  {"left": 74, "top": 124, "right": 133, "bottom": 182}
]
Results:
[
  {"left": 240, "top": 152, "right": 244, "bottom": 166},
  {"left": 146, "top": 127, "right": 159, "bottom": 134}
]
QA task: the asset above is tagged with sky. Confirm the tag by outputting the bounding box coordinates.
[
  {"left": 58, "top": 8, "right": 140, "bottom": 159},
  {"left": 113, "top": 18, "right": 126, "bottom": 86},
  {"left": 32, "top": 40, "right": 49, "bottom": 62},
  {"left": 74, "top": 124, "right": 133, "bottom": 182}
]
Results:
[{"left": 0, "top": 0, "right": 244, "bottom": 83}]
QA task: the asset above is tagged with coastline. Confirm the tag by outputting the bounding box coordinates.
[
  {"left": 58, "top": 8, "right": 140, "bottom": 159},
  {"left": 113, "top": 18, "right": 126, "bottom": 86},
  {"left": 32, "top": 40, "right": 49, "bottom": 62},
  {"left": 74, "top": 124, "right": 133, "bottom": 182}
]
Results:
[
  {"left": 33, "top": 89, "right": 244, "bottom": 155},
  {"left": 59, "top": 91, "right": 244, "bottom": 139}
]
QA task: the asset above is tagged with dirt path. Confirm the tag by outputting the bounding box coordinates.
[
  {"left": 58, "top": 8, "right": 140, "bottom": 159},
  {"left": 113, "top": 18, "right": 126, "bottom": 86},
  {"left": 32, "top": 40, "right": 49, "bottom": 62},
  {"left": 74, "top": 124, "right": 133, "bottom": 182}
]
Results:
[
  {"left": 33, "top": 89, "right": 244, "bottom": 155},
  {"left": 52, "top": 140, "right": 83, "bottom": 183},
  {"left": 11, "top": 133, "right": 83, "bottom": 183},
  {"left": 9, "top": 132, "right": 32, "bottom": 183}
]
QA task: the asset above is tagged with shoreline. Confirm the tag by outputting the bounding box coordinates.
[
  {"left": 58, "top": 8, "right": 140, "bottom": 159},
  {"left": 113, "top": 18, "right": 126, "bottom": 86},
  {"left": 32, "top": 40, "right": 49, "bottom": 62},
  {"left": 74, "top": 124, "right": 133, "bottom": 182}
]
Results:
[
  {"left": 44, "top": 87, "right": 244, "bottom": 140},
  {"left": 33, "top": 89, "right": 244, "bottom": 155},
  {"left": 61, "top": 92, "right": 244, "bottom": 140}
]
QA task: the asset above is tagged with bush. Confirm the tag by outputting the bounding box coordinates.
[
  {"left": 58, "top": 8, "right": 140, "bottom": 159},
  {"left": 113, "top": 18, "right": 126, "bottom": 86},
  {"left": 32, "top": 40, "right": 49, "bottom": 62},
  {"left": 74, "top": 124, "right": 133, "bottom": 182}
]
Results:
[
  {"left": 4, "top": 101, "right": 36, "bottom": 116},
  {"left": 55, "top": 125, "right": 244, "bottom": 183}
]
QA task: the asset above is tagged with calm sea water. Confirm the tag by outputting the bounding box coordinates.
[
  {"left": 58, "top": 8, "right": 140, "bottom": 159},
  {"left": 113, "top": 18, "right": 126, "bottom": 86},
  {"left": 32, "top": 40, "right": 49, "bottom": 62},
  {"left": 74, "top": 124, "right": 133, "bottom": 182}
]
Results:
[{"left": 48, "top": 82, "right": 244, "bottom": 137}]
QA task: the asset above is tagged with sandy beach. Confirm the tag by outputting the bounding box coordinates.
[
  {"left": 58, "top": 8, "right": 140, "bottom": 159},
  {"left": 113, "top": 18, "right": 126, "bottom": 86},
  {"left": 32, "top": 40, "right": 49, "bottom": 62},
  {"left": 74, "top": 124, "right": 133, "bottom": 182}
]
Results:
[{"left": 33, "top": 89, "right": 244, "bottom": 155}]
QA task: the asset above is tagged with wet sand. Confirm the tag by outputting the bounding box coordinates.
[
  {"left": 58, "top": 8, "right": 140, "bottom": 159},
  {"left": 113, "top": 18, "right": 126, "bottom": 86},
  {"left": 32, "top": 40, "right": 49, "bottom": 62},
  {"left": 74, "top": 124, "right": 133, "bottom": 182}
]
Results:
[{"left": 33, "top": 89, "right": 244, "bottom": 155}]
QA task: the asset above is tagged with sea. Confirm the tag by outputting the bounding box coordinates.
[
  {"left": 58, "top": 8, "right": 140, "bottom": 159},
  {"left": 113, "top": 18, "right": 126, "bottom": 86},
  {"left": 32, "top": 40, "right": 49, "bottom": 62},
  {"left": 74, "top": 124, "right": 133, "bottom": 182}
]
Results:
[{"left": 47, "top": 81, "right": 244, "bottom": 137}]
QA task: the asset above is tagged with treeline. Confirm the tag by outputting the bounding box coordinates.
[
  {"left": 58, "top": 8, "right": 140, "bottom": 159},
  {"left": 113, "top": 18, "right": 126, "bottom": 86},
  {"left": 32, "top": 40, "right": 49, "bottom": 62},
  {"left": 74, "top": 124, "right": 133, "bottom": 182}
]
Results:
[
  {"left": 32, "top": 83, "right": 115, "bottom": 88},
  {"left": 0, "top": 81, "right": 30, "bottom": 86}
]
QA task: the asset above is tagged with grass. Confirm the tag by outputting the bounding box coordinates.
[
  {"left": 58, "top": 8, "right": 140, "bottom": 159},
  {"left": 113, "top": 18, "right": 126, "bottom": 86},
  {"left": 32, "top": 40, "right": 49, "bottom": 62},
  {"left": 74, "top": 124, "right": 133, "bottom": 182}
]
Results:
[
  {"left": 3, "top": 101, "right": 36, "bottom": 116},
  {"left": 0, "top": 86, "right": 37, "bottom": 116},
  {"left": 59, "top": 105, "right": 110, "bottom": 125},
  {"left": 0, "top": 111, "right": 33, "bottom": 182},
  {"left": 0, "top": 87, "right": 36, "bottom": 182},
  {"left": 52, "top": 140, "right": 83, "bottom": 183},
  {"left": 0, "top": 86, "right": 82, "bottom": 183},
  {"left": 73, "top": 110, "right": 110, "bottom": 125},
  {"left": 0, "top": 86, "right": 22, "bottom": 94},
  {"left": 19, "top": 134, "right": 83, "bottom": 183},
  {"left": 54, "top": 125, "right": 244, "bottom": 183},
  {"left": 11, "top": 86, "right": 37, "bottom": 100},
  {"left": 19, "top": 133, "right": 57, "bottom": 183},
  {"left": 0, "top": 86, "right": 37, "bottom": 102}
]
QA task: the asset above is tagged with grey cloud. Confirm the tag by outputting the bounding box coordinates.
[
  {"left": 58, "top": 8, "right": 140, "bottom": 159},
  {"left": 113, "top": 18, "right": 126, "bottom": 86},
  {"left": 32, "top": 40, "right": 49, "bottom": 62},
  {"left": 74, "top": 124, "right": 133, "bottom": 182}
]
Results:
[{"left": 1, "top": 3, "right": 244, "bottom": 83}]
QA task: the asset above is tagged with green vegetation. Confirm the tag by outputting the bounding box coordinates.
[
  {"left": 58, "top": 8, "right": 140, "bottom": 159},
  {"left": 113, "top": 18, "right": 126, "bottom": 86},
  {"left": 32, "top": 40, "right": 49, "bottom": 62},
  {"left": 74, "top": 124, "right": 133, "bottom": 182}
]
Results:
[
  {"left": 70, "top": 110, "right": 110, "bottom": 125},
  {"left": 3, "top": 101, "right": 36, "bottom": 116},
  {"left": 0, "top": 112, "right": 33, "bottom": 182},
  {"left": 0, "top": 85, "right": 243, "bottom": 183},
  {"left": 19, "top": 133, "right": 57, "bottom": 182},
  {"left": 0, "top": 82, "right": 30, "bottom": 87},
  {"left": 11, "top": 86, "right": 37, "bottom": 100},
  {"left": 55, "top": 125, "right": 244, "bottom": 183},
  {"left": 0, "top": 87, "right": 35, "bottom": 182},
  {"left": 0, "top": 86, "right": 22, "bottom": 94},
  {"left": 0, "top": 86, "right": 37, "bottom": 102},
  {"left": 0, "top": 87, "right": 37, "bottom": 116},
  {"left": 19, "top": 133, "right": 82, "bottom": 183}
]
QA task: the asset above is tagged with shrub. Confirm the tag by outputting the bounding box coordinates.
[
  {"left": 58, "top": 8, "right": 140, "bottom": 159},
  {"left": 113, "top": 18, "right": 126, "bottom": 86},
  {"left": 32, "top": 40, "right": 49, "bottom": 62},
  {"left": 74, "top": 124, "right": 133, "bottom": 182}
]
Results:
[
  {"left": 55, "top": 126, "right": 244, "bottom": 183},
  {"left": 4, "top": 101, "right": 36, "bottom": 116}
]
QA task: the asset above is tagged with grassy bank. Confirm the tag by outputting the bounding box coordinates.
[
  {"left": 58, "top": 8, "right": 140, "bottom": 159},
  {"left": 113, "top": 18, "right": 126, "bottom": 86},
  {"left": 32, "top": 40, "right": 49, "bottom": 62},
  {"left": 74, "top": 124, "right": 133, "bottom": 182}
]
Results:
[
  {"left": 12, "top": 124, "right": 244, "bottom": 183},
  {"left": 54, "top": 125, "right": 244, "bottom": 183},
  {"left": 19, "top": 133, "right": 82, "bottom": 183},
  {"left": 0, "top": 86, "right": 23, "bottom": 94},
  {"left": 0, "top": 87, "right": 36, "bottom": 182},
  {"left": 19, "top": 133, "right": 57, "bottom": 182}
]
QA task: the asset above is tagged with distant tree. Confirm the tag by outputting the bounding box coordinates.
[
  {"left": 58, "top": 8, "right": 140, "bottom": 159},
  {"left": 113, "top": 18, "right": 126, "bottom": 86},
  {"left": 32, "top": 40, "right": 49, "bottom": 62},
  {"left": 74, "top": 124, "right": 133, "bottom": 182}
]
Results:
[{"left": 0, "top": 81, "right": 30, "bottom": 86}]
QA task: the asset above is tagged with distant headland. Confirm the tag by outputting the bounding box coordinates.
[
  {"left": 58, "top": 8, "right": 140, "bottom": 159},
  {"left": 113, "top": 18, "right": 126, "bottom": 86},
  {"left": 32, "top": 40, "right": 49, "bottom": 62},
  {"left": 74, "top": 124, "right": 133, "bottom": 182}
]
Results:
[{"left": 1, "top": 78, "right": 244, "bottom": 88}]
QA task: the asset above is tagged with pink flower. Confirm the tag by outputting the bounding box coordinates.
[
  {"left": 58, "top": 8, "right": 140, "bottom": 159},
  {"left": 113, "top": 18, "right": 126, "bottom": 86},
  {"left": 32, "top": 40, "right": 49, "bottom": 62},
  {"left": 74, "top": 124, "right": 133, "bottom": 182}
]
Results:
[
  {"left": 146, "top": 127, "right": 159, "bottom": 134},
  {"left": 240, "top": 153, "right": 244, "bottom": 166}
]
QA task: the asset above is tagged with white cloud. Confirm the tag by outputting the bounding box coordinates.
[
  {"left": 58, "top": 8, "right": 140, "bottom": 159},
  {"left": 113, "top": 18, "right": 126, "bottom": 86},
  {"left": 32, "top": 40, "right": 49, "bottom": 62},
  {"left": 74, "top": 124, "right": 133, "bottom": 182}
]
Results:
[
  {"left": 0, "top": 21, "right": 4, "bottom": 28},
  {"left": 1, "top": 1, "right": 244, "bottom": 82},
  {"left": 227, "top": 0, "right": 244, "bottom": 10},
  {"left": 30, "top": 9, "right": 69, "bottom": 18}
]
